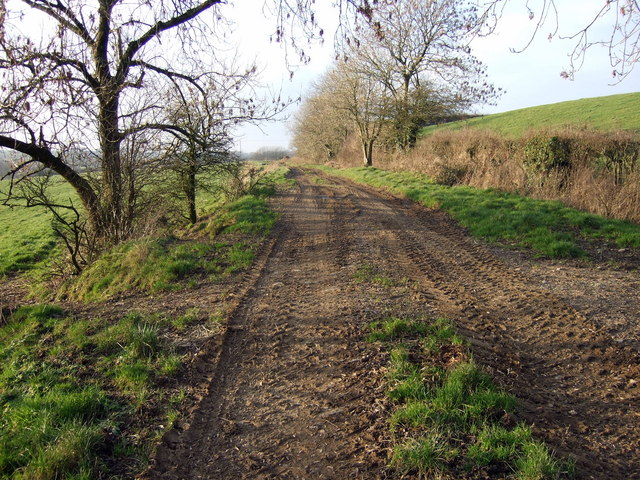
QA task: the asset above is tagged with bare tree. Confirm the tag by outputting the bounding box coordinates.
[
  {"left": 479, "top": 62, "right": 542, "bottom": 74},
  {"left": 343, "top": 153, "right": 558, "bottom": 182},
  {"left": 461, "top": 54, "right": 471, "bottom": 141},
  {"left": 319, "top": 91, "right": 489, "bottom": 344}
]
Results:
[
  {"left": 479, "top": 0, "right": 640, "bottom": 81},
  {"left": 320, "top": 62, "right": 390, "bottom": 167},
  {"left": 0, "top": 0, "right": 232, "bottom": 247},
  {"left": 160, "top": 58, "right": 283, "bottom": 224},
  {"left": 0, "top": 0, "right": 393, "bottom": 250},
  {"left": 347, "top": 0, "right": 500, "bottom": 149},
  {"left": 291, "top": 87, "right": 352, "bottom": 163}
]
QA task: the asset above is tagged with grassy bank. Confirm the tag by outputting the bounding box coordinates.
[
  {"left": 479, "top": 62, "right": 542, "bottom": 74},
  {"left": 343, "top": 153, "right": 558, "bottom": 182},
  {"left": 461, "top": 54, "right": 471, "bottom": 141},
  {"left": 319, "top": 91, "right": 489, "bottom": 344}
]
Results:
[
  {"left": 0, "top": 165, "right": 289, "bottom": 478},
  {"left": 59, "top": 193, "right": 279, "bottom": 301},
  {"left": 316, "top": 166, "right": 640, "bottom": 258},
  {"left": 420, "top": 92, "right": 640, "bottom": 138},
  {"left": 0, "top": 163, "right": 284, "bottom": 277}
]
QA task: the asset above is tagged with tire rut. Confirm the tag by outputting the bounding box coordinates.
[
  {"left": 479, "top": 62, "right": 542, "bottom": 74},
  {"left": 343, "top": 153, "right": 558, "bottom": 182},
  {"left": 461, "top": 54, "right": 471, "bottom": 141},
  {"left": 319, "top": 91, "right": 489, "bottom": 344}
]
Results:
[
  {"left": 321, "top": 171, "right": 640, "bottom": 480},
  {"left": 146, "top": 168, "right": 639, "bottom": 480},
  {"left": 146, "top": 169, "right": 389, "bottom": 479}
]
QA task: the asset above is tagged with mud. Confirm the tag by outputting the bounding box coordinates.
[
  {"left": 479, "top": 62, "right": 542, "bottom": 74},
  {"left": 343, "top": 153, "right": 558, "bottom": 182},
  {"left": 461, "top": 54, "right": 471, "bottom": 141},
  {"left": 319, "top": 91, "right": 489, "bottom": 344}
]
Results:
[{"left": 142, "top": 167, "right": 640, "bottom": 479}]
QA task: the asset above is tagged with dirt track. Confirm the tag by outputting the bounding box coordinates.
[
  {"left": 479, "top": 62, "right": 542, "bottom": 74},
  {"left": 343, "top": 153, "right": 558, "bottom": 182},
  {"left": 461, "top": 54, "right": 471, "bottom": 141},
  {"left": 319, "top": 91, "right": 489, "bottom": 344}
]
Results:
[{"left": 146, "top": 168, "right": 640, "bottom": 479}]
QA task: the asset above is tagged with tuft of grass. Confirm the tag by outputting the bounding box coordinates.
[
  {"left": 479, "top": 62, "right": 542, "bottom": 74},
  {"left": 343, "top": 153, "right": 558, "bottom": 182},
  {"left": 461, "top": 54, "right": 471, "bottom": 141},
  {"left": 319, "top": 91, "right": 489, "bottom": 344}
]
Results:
[
  {"left": 367, "top": 317, "right": 429, "bottom": 342},
  {"left": 391, "top": 432, "right": 456, "bottom": 475},
  {"left": 353, "top": 263, "right": 399, "bottom": 287},
  {"left": 422, "top": 317, "right": 465, "bottom": 352},
  {"left": 318, "top": 166, "right": 640, "bottom": 259},
  {"left": 368, "top": 312, "right": 571, "bottom": 479}
]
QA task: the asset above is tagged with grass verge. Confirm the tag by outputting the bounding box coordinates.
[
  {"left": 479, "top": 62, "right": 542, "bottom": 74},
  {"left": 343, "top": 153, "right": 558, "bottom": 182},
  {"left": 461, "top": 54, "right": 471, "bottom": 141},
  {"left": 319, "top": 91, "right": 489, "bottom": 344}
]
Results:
[
  {"left": 368, "top": 316, "right": 573, "bottom": 479},
  {"left": 58, "top": 166, "right": 288, "bottom": 301},
  {"left": 0, "top": 304, "right": 200, "bottom": 479},
  {"left": 315, "top": 166, "right": 640, "bottom": 258}
]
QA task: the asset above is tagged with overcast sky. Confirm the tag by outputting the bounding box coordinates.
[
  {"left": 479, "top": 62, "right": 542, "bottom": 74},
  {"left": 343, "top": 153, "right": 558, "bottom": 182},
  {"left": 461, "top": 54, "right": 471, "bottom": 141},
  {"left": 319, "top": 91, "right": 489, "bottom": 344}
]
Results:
[{"left": 228, "top": 0, "right": 640, "bottom": 153}]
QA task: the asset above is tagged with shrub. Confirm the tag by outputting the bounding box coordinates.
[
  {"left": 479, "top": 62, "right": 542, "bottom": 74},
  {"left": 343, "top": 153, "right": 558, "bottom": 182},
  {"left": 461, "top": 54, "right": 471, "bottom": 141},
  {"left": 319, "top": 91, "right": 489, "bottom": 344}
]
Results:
[
  {"left": 390, "top": 126, "right": 640, "bottom": 223},
  {"left": 522, "top": 135, "right": 571, "bottom": 174}
]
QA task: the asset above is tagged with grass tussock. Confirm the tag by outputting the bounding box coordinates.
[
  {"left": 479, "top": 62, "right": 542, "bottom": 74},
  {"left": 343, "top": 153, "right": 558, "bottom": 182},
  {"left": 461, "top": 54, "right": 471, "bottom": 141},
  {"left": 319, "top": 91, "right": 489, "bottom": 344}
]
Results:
[
  {"left": 368, "top": 317, "right": 573, "bottom": 479},
  {"left": 0, "top": 304, "right": 200, "bottom": 479}
]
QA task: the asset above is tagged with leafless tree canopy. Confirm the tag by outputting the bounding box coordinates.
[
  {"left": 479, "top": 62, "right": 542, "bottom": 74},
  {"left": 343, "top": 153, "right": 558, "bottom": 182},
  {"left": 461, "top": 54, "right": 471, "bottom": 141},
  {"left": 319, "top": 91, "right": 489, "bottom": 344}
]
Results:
[
  {"left": 0, "top": 0, "right": 232, "bottom": 244},
  {"left": 479, "top": 0, "right": 640, "bottom": 80}
]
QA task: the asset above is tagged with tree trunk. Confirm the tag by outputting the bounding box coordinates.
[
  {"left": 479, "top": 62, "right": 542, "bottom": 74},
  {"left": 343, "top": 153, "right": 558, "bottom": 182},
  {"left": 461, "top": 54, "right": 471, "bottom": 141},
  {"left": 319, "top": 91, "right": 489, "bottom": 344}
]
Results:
[
  {"left": 186, "top": 164, "right": 198, "bottom": 224},
  {"left": 362, "top": 139, "right": 374, "bottom": 167},
  {"left": 97, "top": 95, "right": 124, "bottom": 242}
]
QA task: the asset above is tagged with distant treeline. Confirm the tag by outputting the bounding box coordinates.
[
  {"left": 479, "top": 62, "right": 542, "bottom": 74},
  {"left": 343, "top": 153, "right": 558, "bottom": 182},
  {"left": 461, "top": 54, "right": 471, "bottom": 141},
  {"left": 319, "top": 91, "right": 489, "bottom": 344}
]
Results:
[{"left": 245, "top": 147, "right": 292, "bottom": 162}]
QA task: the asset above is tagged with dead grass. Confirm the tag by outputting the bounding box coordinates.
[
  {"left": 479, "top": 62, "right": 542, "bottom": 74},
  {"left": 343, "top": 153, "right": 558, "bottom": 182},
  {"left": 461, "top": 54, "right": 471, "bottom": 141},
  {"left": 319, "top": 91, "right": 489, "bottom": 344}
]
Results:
[{"left": 385, "top": 127, "right": 640, "bottom": 223}]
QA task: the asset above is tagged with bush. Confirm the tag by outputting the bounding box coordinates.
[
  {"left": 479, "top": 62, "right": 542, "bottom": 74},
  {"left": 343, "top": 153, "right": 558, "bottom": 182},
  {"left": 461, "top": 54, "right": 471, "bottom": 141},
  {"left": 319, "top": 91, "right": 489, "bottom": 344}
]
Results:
[
  {"left": 393, "top": 126, "right": 640, "bottom": 223},
  {"left": 522, "top": 135, "right": 571, "bottom": 174}
]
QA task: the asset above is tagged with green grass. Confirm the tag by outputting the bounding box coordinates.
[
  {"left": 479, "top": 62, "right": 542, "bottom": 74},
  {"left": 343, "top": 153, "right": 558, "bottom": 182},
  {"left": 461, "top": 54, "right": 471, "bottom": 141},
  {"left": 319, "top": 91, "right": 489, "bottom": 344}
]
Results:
[
  {"left": 367, "top": 315, "right": 573, "bottom": 479},
  {"left": 0, "top": 165, "right": 292, "bottom": 478},
  {"left": 317, "top": 166, "right": 640, "bottom": 258},
  {"left": 0, "top": 178, "right": 73, "bottom": 275},
  {"left": 421, "top": 92, "right": 640, "bottom": 138},
  {"left": 205, "top": 194, "right": 278, "bottom": 237},
  {"left": 0, "top": 305, "right": 198, "bottom": 479},
  {"left": 0, "top": 165, "right": 289, "bottom": 279},
  {"left": 59, "top": 173, "right": 284, "bottom": 301},
  {"left": 352, "top": 263, "right": 399, "bottom": 287}
]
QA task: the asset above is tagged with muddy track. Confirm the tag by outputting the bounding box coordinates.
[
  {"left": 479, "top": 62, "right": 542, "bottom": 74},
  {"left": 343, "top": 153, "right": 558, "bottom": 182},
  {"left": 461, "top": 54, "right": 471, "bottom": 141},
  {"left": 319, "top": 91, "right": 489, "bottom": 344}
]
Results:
[{"left": 146, "top": 168, "right": 640, "bottom": 479}]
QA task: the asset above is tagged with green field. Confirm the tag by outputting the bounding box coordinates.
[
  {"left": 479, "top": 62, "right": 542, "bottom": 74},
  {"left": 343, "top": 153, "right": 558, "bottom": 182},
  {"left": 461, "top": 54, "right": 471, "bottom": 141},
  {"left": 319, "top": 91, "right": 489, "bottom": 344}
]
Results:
[
  {"left": 0, "top": 179, "right": 73, "bottom": 275},
  {"left": 420, "top": 92, "right": 640, "bottom": 138}
]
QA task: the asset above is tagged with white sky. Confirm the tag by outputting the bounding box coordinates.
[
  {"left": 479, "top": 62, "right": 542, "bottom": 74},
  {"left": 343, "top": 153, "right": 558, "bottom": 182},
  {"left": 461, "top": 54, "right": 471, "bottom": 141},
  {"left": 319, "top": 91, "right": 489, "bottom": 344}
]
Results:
[{"left": 228, "top": 0, "right": 640, "bottom": 152}]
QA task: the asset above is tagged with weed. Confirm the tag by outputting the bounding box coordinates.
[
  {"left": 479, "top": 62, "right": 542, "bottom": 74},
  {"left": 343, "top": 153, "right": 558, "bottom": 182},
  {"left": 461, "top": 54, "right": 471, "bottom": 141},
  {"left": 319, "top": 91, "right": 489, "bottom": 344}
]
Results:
[
  {"left": 516, "top": 441, "right": 573, "bottom": 480},
  {"left": 171, "top": 308, "right": 201, "bottom": 331}
]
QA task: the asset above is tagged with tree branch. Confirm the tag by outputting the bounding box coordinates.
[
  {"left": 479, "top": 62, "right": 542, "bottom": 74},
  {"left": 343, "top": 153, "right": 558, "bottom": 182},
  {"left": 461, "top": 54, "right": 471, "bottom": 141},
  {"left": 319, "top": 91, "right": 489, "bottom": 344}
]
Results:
[{"left": 117, "top": 0, "right": 222, "bottom": 83}]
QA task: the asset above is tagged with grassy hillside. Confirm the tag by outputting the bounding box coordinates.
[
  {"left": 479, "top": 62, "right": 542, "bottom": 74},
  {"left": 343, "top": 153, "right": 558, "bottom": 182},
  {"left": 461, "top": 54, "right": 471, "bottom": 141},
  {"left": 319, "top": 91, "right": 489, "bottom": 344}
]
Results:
[
  {"left": 421, "top": 92, "right": 640, "bottom": 138},
  {"left": 0, "top": 178, "right": 71, "bottom": 275}
]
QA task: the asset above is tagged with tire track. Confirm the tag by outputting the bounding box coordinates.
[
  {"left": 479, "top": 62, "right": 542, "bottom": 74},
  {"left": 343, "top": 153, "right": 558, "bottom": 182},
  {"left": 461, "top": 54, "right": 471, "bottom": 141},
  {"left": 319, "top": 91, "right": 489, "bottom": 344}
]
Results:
[
  {"left": 146, "top": 168, "right": 639, "bottom": 480},
  {"left": 145, "top": 169, "right": 390, "bottom": 479},
  {"left": 321, "top": 170, "right": 640, "bottom": 480}
]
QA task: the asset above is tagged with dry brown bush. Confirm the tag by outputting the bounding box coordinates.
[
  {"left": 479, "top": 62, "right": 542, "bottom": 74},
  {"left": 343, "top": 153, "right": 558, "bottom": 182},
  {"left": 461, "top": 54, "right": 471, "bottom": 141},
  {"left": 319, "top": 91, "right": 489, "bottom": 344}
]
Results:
[{"left": 390, "top": 127, "right": 640, "bottom": 223}]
